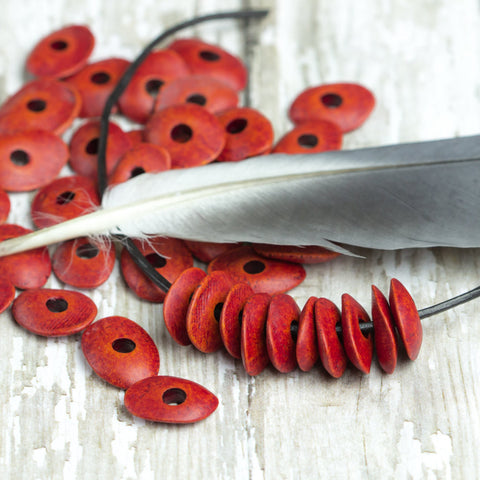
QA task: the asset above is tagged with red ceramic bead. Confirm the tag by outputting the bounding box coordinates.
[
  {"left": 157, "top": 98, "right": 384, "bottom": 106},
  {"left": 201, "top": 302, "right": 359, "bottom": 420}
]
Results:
[
  {"left": 69, "top": 120, "right": 132, "bottom": 180},
  {"left": 241, "top": 292, "right": 271, "bottom": 375},
  {"left": 124, "top": 375, "right": 218, "bottom": 424},
  {"left": 12, "top": 288, "right": 97, "bottom": 336},
  {"left": 118, "top": 49, "right": 189, "bottom": 124},
  {"left": 120, "top": 236, "right": 193, "bottom": 303},
  {"left": 296, "top": 296, "right": 319, "bottom": 372},
  {"left": 163, "top": 267, "right": 207, "bottom": 346},
  {"left": 31, "top": 175, "right": 100, "bottom": 229},
  {"left": 126, "top": 129, "right": 145, "bottom": 145},
  {"left": 108, "top": 143, "right": 171, "bottom": 186},
  {"left": 0, "top": 130, "right": 69, "bottom": 192},
  {"left": 0, "top": 224, "right": 51, "bottom": 289},
  {"left": 0, "top": 188, "right": 10, "bottom": 224},
  {"left": 184, "top": 240, "right": 240, "bottom": 263},
  {"left": 371, "top": 285, "right": 398, "bottom": 374},
  {"left": 168, "top": 38, "right": 247, "bottom": 91},
  {"left": 266, "top": 294, "right": 300, "bottom": 373},
  {"left": 315, "top": 298, "right": 347, "bottom": 378},
  {"left": 82, "top": 316, "right": 160, "bottom": 389},
  {"left": 341, "top": 293, "right": 373, "bottom": 374},
  {"left": 389, "top": 278, "right": 422, "bottom": 361},
  {"left": 216, "top": 107, "right": 274, "bottom": 162},
  {"left": 145, "top": 103, "right": 225, "bottom": 168},
  {"left": 65, "top": 58, "right": 130, "bottom": 118},
  {"left": 0, "top": 79, "right": 81, "bottom": 135},
  {"left": 289, "top": 83, "right": 375, "bottom": 133},
  {"left": 154, "top": 74, "right": 239, "bottom": 115},
  {"left": 186, "top": 271, "right": 234, "bottom": 353},
  {"left": 0, "top": 277, "right": 15, "bottom": 314},
  {"left": 26, "top": 25, "right": 95, "bottom": 78},
  {"left": 219, "top": 282, "right": 254, "bottom": 359},
  {"left": 272, "top": 120, "right": 342, "bottom": 154},
  {"left": 253, "top": 244, "right": 341, "bottom": 265},
  {"left": 208, "top": 245, "right": 306, "bottom": 295},
  {"left": 52, "top": 237, "right": 116, "bottom": 288}
]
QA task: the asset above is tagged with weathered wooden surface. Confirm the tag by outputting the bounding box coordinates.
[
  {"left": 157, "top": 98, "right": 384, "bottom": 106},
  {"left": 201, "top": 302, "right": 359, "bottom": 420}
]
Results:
[{"left": 1, "top": 0, "right": 479, "bottom": 478}]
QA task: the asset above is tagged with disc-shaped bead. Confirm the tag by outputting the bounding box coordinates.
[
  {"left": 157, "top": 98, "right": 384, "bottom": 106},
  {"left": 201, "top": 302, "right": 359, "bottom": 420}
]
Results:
[
  {"left": 0, "top": 277, "right": 15, "bottom": 314},
  {"left": 184, "top": 240, "right": 240, "bottom": 263},
  {"left": 163, "top": 267, "right": 207, "bottom": 346},
  {"left": 26, "top": 25, "right": 95, "bottom": 78},
  {"left": 145, "top": 103, "right": 225, "bottom": 168},
  {"left": 12, "top": 288, "right": 97, "bottom": 336},
  {"left": 208, "top": 245, "right": 305, "bottom": 295},
  {"left": 124, "top": 375, "right": 218, "bottom": 424},
  {"left": 289, "top": 83, "right": 375, "bottom": 133},
  {"left": 81, "top": 316, "right": 160, "bottom": 389},
  {"left": 296, "top": 296, "right": 319, "bottom": 372},
  {"left": 186, "top": 271, "right": 234, "bottom": 353},
  {"left": 0, "top": 188, "right": 10, "bottom": 224},
  {"left": 253, "top": 244, "right": 341, "bottom": 265}
]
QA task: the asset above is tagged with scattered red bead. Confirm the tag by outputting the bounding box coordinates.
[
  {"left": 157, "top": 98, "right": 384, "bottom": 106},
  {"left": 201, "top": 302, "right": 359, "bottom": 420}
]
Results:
[
  {"left": 252, "top": 244, "right": 341, "bottom": 265},
  {"left": 0, "top": 188, "right": 10, "bottom": 224},
  {"left": 0, "top": 277, "right": 16, "bottom": 314},
  {"left": 184, "top": 240, "right": 240, "bottom": 263}
]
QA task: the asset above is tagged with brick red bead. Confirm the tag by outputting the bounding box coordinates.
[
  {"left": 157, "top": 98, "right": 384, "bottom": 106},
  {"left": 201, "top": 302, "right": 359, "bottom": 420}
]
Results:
[
  {"left": 289, "top": 83, "right": 375, "bottom": 133},
  {"left": 266, "top": 294, "right": 300, "bottom": 373},
  {"left": 315, "top": 298, "right": 347, "bottom": 378},
  {"left": 208, "top": 245, "right": 306, "bottom": 295},
  {"left": 241, "top": 292, "right": 271, "bottom": 376},
  {"left": 0, "top": 130, "right": 69, "bottom": 192},
  {"left": 184, "top": 240, "right": 240, "bottom": 263},
  {"left": 389, "top": 278, "right": 422, "bottom": 360},
  {"left": 52, "top": 237, "right": 116, "bottom": 289},
  {"left": 0, "top": 79, "right": 81, "bottom": 136},
  {"left": 0, "top": 224, "right": 51, "bottom": 289},
  {"left": 69, "top": 120, "right": 132, "bottom": 180},
  {"left": 216, "top": 107, "right": 274, "bottom": 162},
  {"left": 0, "top": 277, "right": 15, "bottom": 314},
  {"left": 253, "top": 244, "right": 341, "bottom": 265},
  {"left": 108, "top": 143, "right": 171, "bottom": 186},
  {"left": 31, "top": 175, "right": 100, "bottom": 229},
  {"left": 163, "top": 267, "right": 206, "bottom": 346},
  {"left": 118, "top": 49, "right": 189, "bottom": 124},
  {"left": 341, "top": 294, "right": 373, "bottom": 374},
  {"left": 371, "top": 285, "right": 398, "bottom": 374},
  {"left": 155, "top": 74, "right": 239, "bottom": 115},
  {"left": 81, "top": 316, "right": 160, "bottom": 389},
  {"left": 66, "top": 58, "right": 130, "bottom": 118},
  {"left": 124, "top": 375, "right": 218, "bottom": 424},
  {"left": 12, "top": 288, "right": 97, "bottom": 336},
  {"left": 296, "top": 296, "right": 319, "bottom": 372},
  {"left": 0, "top": 188, "right": 10, "bottom": 224},
  {"left": 145, "top": 103, "right": 225, "bottom": 168},
  {"left": 121, "top": 236, "right": 193, "bottom": 303},
  {"left": 272, "top": 120, "right": 342, "bottom": 154},
  {"left": 219, "top": 282, "right": 254, "bottom": 359},
  {"left": 168, "top": 38, "right": 247, "bottom": 91},
  {"left": 26, "top": 25, "right": 95, "bottom": 78},
  {"left": 186, "top": 270, "right": 234, "bottom": 353}
]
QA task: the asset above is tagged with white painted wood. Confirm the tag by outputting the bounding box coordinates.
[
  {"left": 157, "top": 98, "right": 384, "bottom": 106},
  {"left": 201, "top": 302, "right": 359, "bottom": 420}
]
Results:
[{"left": 0, "top": 0, "right": 479, "bottom": 478}]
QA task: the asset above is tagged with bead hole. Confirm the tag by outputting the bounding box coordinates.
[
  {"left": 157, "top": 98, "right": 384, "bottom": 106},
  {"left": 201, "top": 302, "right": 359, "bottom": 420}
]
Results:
[
  {"left": 145, "top": 79, "right": 164, "bottom": 97},
  {"left": 186, "top": 94, "right": 207, "bottom": 106},
  {"left": 10, "top": 150, "right": 30, "bottom": 166},
  {"left": 162, "top": 388, "right": 187, "bottom": 405},
  {"left": 243, "top": 260, "right": 266, "bottom": 274},
  {"left": 226, "top": 118, "right": 247, "bottom": 134},
  {"left": 90, "top": 72, "right": 111, "bottom": 84},
  {"left": 51, "top": 40, "right": 68, "bottom": 50},
  {"left": 27, "top": 99, "right": 47, "bottom": 112},
  {"left": 297, "top": 134, "right": 319, "bottom": 148},
  {"left": 46, "top": 297, "right": 68, "bottom": 313},
  {"left": 171, "top": 124, "right": 193, "bottom": 143},
  {"left": 146, "top": 253, "right": 167, "bottom": 269},
  {"left": 360, "top": 319, "right": 370, "bottom": 339},
  {"left": 130, "top": 167, "right": 146, "bottom": 178},
  {"left": 76, "top": 243, "right": 99, "bottom": 259},
  {"left": 213, "top": 302, "right": 224, "bottom": 322},
  {"left": 199, "top": 50, "right": 220, "bottom": 62},
  {"left": 112, "top": 338, "right": 136, "bottom": 353},
  {"left": 290, "top": 320, "right": 299, "bottom": 343},
  {"left": 56, "top": 191, "right": 76, "bottom": 205},
  {"left": 321, "top": 93, "right": 343, "bottom": 108},
  {"left": 85, "top": 138, "right": 99, "bottom": 155}
]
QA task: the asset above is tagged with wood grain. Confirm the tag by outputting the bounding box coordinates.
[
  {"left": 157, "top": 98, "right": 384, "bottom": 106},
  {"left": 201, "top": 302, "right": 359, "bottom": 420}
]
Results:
[{"left": 1, "top": 0, "right": 479, "bottom": 478}]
